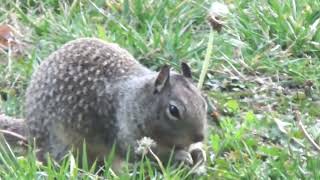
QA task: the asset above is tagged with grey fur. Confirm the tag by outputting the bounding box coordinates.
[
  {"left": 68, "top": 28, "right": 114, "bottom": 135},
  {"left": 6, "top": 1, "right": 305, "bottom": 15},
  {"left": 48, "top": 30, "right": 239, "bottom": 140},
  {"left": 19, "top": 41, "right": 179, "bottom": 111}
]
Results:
[{"left": 25, "top": 38, "right": 207, "bottom": 168}]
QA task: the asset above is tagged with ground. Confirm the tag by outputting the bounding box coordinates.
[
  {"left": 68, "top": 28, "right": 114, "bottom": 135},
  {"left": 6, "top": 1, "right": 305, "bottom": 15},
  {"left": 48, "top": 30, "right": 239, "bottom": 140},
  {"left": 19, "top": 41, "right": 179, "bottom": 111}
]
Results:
[{"left": 0, "top": 0, "right": 320, "bottom": 179}]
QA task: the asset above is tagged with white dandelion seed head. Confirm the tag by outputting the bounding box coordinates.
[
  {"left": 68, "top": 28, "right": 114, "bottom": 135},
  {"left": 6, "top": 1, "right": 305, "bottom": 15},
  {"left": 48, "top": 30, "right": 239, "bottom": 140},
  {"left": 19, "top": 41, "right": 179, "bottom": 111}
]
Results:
[
  {"left": 134, "top": 137, "right": 157, "bottom": 156},
  {"left": 208, "top": 2, "right": 230, "bottom": 31},
  {"left": 209, "top": 2, "right": 230, "bottom": 19}
]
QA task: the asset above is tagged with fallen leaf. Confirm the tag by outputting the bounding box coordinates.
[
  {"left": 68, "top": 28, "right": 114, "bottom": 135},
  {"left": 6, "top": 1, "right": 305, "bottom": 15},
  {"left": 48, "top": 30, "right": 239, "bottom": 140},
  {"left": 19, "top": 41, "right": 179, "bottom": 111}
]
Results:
[{"left": 0, "top": 24, "right": 17, "bottom": 49}]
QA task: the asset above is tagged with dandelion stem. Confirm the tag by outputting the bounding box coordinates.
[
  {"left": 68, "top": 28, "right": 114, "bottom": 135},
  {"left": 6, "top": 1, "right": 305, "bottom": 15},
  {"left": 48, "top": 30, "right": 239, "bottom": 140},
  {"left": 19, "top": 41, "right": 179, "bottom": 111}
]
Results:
[
  {"left": 198, "top": 29, "right": 214, "bottom": 89},
  {"left": 148, "top": 147, "right": 168, "bottom": 179},
  {"left": 8, "top": 41, "right": 12, "bottom": 74}
]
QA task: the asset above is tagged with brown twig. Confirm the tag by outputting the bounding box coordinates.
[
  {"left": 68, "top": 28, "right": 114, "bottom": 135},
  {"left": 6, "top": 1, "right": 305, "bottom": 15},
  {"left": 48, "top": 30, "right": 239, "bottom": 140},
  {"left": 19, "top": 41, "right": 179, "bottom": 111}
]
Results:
[
  {"left": 0, "top": 129, "right": 28, "bottom": 146},
  {"left": 294, "top": 111, "right": 320, "bottom": 152}
]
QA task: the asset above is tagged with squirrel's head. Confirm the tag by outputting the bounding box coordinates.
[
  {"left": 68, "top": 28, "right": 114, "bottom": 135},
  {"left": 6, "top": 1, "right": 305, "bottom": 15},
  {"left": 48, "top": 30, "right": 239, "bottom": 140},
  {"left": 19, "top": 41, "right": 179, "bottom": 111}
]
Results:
[{"left": 146, "top": 63, "right": 207, "bottom": 151}]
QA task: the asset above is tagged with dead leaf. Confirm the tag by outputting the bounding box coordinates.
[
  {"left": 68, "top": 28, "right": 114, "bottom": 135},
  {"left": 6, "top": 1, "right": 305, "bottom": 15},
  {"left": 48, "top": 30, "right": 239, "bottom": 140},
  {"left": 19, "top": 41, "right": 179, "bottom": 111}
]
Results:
[
  {"left": 0, "top": 23, "right": 30, "bottom": 65},
  {"left": 0, "top": 24, "right": 17, "bottom": 49},
  {"left": 211, "top": 111, "right": 220, "bottom": 124}
]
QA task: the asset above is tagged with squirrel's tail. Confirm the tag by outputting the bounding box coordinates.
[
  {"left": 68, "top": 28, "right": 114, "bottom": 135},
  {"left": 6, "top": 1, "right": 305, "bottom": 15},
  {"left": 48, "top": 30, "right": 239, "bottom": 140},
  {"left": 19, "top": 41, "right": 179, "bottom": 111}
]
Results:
[{"left": 0, "top": 114, "right": 28, "bottom": 151}]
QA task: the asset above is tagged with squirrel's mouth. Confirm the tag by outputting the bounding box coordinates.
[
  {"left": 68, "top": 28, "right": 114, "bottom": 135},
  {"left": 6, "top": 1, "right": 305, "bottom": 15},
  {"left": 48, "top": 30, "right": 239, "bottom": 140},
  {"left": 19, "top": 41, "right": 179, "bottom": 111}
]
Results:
[
  {"left": 157, "top": 137, "right": 191, "bottom": 151},
  {"left": 148, "top": 127, "right": 192, "bottom": 150}
]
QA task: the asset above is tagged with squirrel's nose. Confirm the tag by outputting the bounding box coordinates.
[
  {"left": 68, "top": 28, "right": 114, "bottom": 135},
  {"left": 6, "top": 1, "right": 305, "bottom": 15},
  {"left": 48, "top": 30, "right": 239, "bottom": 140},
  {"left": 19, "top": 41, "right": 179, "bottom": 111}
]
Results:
[{"left": 192, "top": 133, "right": 204, "bottom": 142}]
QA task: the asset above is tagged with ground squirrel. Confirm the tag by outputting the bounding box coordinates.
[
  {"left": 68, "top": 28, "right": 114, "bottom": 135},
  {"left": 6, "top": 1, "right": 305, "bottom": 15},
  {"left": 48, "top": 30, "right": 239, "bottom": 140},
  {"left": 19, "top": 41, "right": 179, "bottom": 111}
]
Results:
[{"left": 23, "top": 38, "right": 207, "bottom": 169}]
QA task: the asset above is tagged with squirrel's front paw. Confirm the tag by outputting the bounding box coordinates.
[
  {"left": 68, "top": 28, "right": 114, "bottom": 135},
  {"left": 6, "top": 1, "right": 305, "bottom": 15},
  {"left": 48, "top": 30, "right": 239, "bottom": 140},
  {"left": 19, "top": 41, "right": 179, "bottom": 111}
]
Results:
[
  {"left": 189, "top": 142, "right": 206, "bottom": 166},
  {"left": 190, "top": 148, "right": 206, "bottom": 166},
  {"left": 173, "top": 150, "right": 193, "bottom": 166},
  {"left": 188, "top": 142, "right": 207, "bottom": 175}
]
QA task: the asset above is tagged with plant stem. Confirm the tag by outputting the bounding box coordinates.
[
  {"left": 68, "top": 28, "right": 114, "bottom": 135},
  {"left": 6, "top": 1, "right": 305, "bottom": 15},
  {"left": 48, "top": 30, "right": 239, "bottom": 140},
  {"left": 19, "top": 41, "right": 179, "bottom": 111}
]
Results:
[
  {"left": 148, "top": 147, "right": 168, "bottom": 179},
  {"left": 197, "top": 29, "right": 214, "bottom": 89},
  {"left": 294, "top": 111, "right": 320, "bottom": 152}
]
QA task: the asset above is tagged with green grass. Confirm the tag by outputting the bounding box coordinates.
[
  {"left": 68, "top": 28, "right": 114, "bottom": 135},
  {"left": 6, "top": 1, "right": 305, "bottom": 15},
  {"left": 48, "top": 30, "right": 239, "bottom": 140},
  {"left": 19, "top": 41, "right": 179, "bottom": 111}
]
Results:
[{"left": 1, "top": 0, "right": 320, "bottom": 179}]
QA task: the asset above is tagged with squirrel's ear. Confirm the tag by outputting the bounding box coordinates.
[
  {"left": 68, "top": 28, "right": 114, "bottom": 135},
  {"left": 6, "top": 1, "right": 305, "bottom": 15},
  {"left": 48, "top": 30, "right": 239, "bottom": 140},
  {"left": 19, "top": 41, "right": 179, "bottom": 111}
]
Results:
[
  {"left": 181, "top": 62, "right": 192, "bottom": 79},
  {"left": 154, "top": 65, "right": 170, "bottom": 93}
]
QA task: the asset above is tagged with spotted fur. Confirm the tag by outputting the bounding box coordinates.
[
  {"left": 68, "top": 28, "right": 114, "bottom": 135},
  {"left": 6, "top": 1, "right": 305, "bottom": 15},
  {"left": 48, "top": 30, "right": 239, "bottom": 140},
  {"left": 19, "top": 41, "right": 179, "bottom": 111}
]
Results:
[{"left": 25, "top": 38, "right": 207, "bottom": 168}]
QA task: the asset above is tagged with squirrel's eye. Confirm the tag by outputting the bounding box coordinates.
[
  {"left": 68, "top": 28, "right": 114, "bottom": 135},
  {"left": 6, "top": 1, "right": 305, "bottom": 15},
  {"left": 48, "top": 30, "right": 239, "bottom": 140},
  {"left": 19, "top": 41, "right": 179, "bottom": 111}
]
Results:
[{"left": 169, "top": 104, "right": 180, "bottom": 118}]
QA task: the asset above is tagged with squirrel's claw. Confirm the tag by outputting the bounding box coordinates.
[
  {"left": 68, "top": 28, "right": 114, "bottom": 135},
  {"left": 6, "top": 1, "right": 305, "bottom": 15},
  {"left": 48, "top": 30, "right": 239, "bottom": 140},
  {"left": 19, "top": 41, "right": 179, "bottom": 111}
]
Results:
[{"left": 173, "top": 150, "right": 194, "bottom": 166}]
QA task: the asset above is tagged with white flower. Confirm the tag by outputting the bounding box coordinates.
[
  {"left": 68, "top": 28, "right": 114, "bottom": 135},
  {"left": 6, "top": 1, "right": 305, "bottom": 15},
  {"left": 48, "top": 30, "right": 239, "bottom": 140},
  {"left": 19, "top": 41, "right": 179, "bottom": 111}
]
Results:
[
  {"left": 209, "top": 2, "right": 229, "bottom": 17},
  {"left": 208, "top": 2, "right": 230, "bottom": 31},
  {"left": 134, "top": 137, "right": 157, "bottom": 156}
]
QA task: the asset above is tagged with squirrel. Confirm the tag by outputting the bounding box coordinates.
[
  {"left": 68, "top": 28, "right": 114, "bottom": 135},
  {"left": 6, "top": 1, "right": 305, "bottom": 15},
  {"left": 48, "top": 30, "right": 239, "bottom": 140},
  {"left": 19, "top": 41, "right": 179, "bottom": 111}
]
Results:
[{"left": 9, "top": 38, "right": 207, "bottom": 170}]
